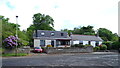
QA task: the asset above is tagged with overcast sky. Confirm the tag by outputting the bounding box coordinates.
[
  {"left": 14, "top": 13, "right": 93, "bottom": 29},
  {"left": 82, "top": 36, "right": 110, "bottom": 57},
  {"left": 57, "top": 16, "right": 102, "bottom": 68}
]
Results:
[{"left": 0, "top": 0, "right": 119, "bottom": 34}]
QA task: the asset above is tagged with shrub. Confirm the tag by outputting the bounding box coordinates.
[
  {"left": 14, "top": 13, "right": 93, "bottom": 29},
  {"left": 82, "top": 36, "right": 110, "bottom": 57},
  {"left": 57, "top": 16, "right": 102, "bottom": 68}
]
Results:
[
  {"left": 74, "top": 44, "right": 84, "bottom": 48},
  {"left": 106, "top": 45, "right": 112, "bottom": 50},
  {"left": 94, "top": 46, "right": 100, "bottom": 51},
  {"left": 102, "top": 41, "right": 112, "bottom": 50},
  {"left": 3, "top": 36, "right": 18, "bottom": 49},
  {"left": 74, "top": 44, "right": 79, "bottom": 47},
  {"left": 46, "top": 45, "right": 52, "bottom": 47},
  {"left": 85, "top": 44, "right": 92, "bottom": 47},
  {"left": 111, "top": 41, "right": 120, "bottom": 50},
  {"left": 100, "top": 45, "right": 107, "bottom": 50}
]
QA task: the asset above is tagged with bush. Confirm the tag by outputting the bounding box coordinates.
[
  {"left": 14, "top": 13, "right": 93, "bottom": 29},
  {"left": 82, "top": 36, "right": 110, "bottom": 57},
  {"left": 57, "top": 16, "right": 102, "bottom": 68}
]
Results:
[
  {"left": 46, "top": 45, "right": 52, "bottom": 47},
  {"left": 111, "top": 41, "right": 120, "bottom": 50},
  {"left": 84, "top": 44, "right": 92, "bottom": 47},
  {"left": 106, "top": 45, "right": 112, "bottom": 50},
  {"left": 102, "top": 41, "right": 112, "bottom": 50},
  {"left": 74, "top": 44, "right": 84, "bottom": 48},
  {"left": 100, "top": 45, "right": 107, "bottom": 50},
  {"left": 94, "top": 46, "right": 100, "bottom": 51}
]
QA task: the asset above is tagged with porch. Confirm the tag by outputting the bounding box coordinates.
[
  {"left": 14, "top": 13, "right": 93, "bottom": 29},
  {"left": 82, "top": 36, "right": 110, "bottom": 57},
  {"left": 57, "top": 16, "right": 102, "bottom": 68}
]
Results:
[{"left": 56, "top": 39, "right": 71, "bottom": 48}]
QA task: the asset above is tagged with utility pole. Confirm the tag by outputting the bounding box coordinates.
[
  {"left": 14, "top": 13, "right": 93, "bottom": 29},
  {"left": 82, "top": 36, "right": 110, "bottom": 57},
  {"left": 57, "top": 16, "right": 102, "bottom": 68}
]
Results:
[{"left": 16, "top": 16, "right": 18, "bottom": 56}]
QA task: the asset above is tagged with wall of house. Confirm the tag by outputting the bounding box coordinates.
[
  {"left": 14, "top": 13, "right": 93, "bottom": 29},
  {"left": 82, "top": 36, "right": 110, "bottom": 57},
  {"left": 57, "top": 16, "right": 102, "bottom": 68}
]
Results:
[
  {"left": 83, "top": 41, "right": 88, "bottom": 45},
  {"left": 99, "top": 41, "right": 102, "bottom": 45},
  {"left": 45, "top": 40, "right": 51, "bottom": 46},
  {"left": 72, "top": 40, "right": 102, "bottom": 47},
  {"left": 34, "top": 39, "right": 40, "bottom": 47},
  {"left": 73, "top": 40, "right": 79, "bottom": 44},
  {"left": 91, "top": 41, "right": 96, "bottom": 47}
]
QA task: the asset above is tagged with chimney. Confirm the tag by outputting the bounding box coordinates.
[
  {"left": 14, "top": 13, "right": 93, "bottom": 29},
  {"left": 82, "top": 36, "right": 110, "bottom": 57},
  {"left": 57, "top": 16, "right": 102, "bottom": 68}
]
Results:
[{"left": 95, "top": 30, "right": 99, "bottom": 37}]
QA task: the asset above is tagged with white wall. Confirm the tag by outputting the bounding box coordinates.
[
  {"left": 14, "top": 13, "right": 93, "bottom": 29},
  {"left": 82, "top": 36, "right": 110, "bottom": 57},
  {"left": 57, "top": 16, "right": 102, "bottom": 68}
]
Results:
[
  {"left": 83, "top": 41, "right": 88, "bottom": 45},
  {"left": 99, "top": 41, "right": 102, "bottom": 45},
  {"left": 72, "top": 40, "right": 102, "bottom": 47},
  {"left": 34, "top": 39, "right": 40, "bottom": 47},
  {"left": 91, "top": 41, "right": 96, "bottom": 47},
  {"left": 45, "top": 40, "right": 51, "bottom": 47},
  {"left": 73, "top": 41, "right": 79, "bottom": 44}
]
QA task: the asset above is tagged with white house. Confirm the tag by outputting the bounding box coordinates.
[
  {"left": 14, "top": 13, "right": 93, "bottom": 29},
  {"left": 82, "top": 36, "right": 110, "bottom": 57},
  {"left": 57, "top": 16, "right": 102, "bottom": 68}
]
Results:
[
  {"left": 33, "top": 30, "right": 71, "bottom": 48},
  {"left": 70, "top": 34, "right": 103, "bottom": 47}
]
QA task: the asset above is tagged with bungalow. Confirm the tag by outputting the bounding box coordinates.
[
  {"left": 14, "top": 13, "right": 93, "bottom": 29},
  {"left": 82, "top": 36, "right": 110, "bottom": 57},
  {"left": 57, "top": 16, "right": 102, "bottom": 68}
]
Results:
[
  {"left": 70, "top": 34, "right": 103, "bottom": 47},
  {"left": 33, "top": 30, "right": 71, "bottom": 48}
]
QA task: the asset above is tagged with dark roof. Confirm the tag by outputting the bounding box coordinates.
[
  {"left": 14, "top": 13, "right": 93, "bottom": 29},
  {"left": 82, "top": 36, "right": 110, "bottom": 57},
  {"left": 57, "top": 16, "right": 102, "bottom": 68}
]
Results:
[
  {"left": 33, "top": 30, "right": 71, "bottom": 39},
  {"left": 71, "top": 34, "right": 103, "bottom": 41}
]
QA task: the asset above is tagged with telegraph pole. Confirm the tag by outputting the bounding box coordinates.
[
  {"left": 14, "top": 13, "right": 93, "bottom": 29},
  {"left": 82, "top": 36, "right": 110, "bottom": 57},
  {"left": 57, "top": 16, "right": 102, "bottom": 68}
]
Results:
[{"left": 16, "top": 16, "right": 18, "bottom": 56}]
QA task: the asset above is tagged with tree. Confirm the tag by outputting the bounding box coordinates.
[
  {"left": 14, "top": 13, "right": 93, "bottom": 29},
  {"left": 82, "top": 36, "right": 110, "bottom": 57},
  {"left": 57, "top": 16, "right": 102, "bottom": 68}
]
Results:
[
  {"left": 61, "top": 29, "right": 73, "bottom": 36},
  {"left": 33, "top": 13, "right": 54, "bottom": 30},
  {"left": 26, "top": 13, "right": 55, "bottom": 46},
  {"left": 1, "top": 15, "right": 29, "bottom": 47},
  {"left": 98, "top": 28, "right": 118, "bottom": 41},
  {"left": 73, "top": 25, "right": 95, "bottom": 35}
]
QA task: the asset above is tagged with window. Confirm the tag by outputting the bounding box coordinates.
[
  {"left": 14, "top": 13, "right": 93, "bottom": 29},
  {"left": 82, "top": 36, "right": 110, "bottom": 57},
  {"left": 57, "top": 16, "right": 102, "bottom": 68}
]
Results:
[
  {"left": 88, "top": 41, "right": 91, "bottom": 45},
  {"left": 61, "top": 33, "right": 64, "bottom": 36},
  {"left": 51, "top": 32, "right": 55, "bottom": 36},
  {"left": 41, "top": 32, "right": 45, "bottom": 36},
  {"left": 95, "top": 41, "right": 99, "bottom": 46},
  {"left": 79, "top": 41, "right": 83, "bottom": 45}
]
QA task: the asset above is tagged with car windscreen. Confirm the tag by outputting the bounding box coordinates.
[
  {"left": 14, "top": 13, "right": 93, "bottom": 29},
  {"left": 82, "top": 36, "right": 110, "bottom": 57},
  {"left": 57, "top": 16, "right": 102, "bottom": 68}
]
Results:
[{"left": 34, "top": 47, "right": 40, "bottom": 49}]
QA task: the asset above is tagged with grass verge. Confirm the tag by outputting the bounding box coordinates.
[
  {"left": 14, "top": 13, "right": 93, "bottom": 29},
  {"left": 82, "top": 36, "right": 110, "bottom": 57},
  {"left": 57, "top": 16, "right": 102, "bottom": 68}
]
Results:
[{"left": 2, "top": 53, "right": 28, "bottom": 57}]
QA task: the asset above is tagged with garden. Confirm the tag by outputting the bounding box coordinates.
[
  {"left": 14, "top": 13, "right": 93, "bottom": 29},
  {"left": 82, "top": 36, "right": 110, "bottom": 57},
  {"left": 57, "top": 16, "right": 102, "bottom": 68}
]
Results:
[
  {"left": 2, "top": 35, "right": 30, "bottom": 57},
  {"left": 93, "top": 41, "right": 120, "bottom": 52}
]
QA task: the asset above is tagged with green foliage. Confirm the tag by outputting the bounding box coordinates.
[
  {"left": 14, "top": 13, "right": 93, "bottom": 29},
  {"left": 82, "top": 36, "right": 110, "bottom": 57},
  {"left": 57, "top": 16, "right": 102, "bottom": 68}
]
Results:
[
  {"left": 33, "top": 13, "right": 55, "bottom": 30},
  {"left": 1, "top": 15, "right": 29, "bottom": 48},
  {"left": 61, "top": 25, "right": 95, "bottom": 35},
  {"left": 84, "top": 44, "right": 92, "bottom": 47},
  {"left": 102, "top": 41, "right": 112, "bottom": 50},
  {"left": 26, "top": 13, "right": 55, "bottom": 45},
  {"left": 94, "top": 46, "right": 100, "bottom": 51},
  {"left": 98, "top": 28, "right": 118, "bottom": 41},
  {"left": 111, "top": 41, "right": 120, "bottom": 50},
  {"left": 61, "top": 29, "right": 73, "bottom": 36},
  {"left": 73, "top": 25, "right": 95, "bottom": 35},
  {"left": 2, "top": 53, "right": 28, "bottom": 57},
  {"left": 100, "top": 45, "right": 107, "bottom": 50},
  {"left": 73, "top": 44, "right": 85, "bottom": 48}
]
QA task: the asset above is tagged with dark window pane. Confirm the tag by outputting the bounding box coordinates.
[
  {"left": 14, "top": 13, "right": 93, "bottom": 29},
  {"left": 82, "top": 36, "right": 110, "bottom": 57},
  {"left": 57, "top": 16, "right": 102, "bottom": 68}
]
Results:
[{"left": 61, "top": 33, "right": 64, "bottom": 36}]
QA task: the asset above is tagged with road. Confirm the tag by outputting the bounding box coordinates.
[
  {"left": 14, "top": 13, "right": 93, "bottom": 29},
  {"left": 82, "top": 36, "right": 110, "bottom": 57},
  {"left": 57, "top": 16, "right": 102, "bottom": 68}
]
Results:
[{"left": 2, "top": 52, "right": 120, "bottom": 67}]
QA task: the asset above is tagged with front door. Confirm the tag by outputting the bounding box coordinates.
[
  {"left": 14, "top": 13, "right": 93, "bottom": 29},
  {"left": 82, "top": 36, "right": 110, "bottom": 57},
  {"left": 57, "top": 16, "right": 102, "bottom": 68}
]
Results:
[{"left": 51, "top": 41, "right": 54, "bottom": 47}]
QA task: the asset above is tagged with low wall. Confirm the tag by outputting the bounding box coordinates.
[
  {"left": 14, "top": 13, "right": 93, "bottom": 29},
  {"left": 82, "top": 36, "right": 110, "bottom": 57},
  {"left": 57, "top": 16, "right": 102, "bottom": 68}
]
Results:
[
  {"left": 3, "top": 46, "right": 30, "bottom": 54},
  {"left": 95, "top": 50, "right": 118, "bottom": 52},
  {"left": 45, "top": 46, "right": 93, "bottom": 54}
]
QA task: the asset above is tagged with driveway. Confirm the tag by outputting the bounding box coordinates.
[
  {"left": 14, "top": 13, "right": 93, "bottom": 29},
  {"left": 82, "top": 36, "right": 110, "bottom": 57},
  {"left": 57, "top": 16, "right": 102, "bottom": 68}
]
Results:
[{"left": 2, "top": 52, "right": 120, "bottom": 67}]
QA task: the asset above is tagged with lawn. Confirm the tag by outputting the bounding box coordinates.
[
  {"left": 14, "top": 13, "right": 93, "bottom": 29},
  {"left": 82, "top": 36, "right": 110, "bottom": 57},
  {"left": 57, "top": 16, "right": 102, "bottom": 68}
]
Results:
[{"left": 2, "top": 53, "right": 28, "bottom": 57}]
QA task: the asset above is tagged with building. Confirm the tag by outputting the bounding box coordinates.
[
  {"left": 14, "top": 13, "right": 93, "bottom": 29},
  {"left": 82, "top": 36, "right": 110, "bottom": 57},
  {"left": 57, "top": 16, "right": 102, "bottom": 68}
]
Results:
[
  {"left": 33, "top": 30, "right": 71, "bottom": 48},
  {"left": 71, "top": 34, "right": 103, "bottom": 47}
]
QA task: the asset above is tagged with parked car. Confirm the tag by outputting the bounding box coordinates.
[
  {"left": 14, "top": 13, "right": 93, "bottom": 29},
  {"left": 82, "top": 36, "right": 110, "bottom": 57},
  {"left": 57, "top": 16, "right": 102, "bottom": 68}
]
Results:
[{"left": 33, "top": 47, "right": 43, "bottom": 53}]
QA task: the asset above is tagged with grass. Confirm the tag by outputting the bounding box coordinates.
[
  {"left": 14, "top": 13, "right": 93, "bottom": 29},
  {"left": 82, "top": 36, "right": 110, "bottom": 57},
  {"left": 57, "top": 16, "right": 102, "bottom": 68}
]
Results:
[{"left": 2, "top": 53, "right": 28, "bottom": 57}]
